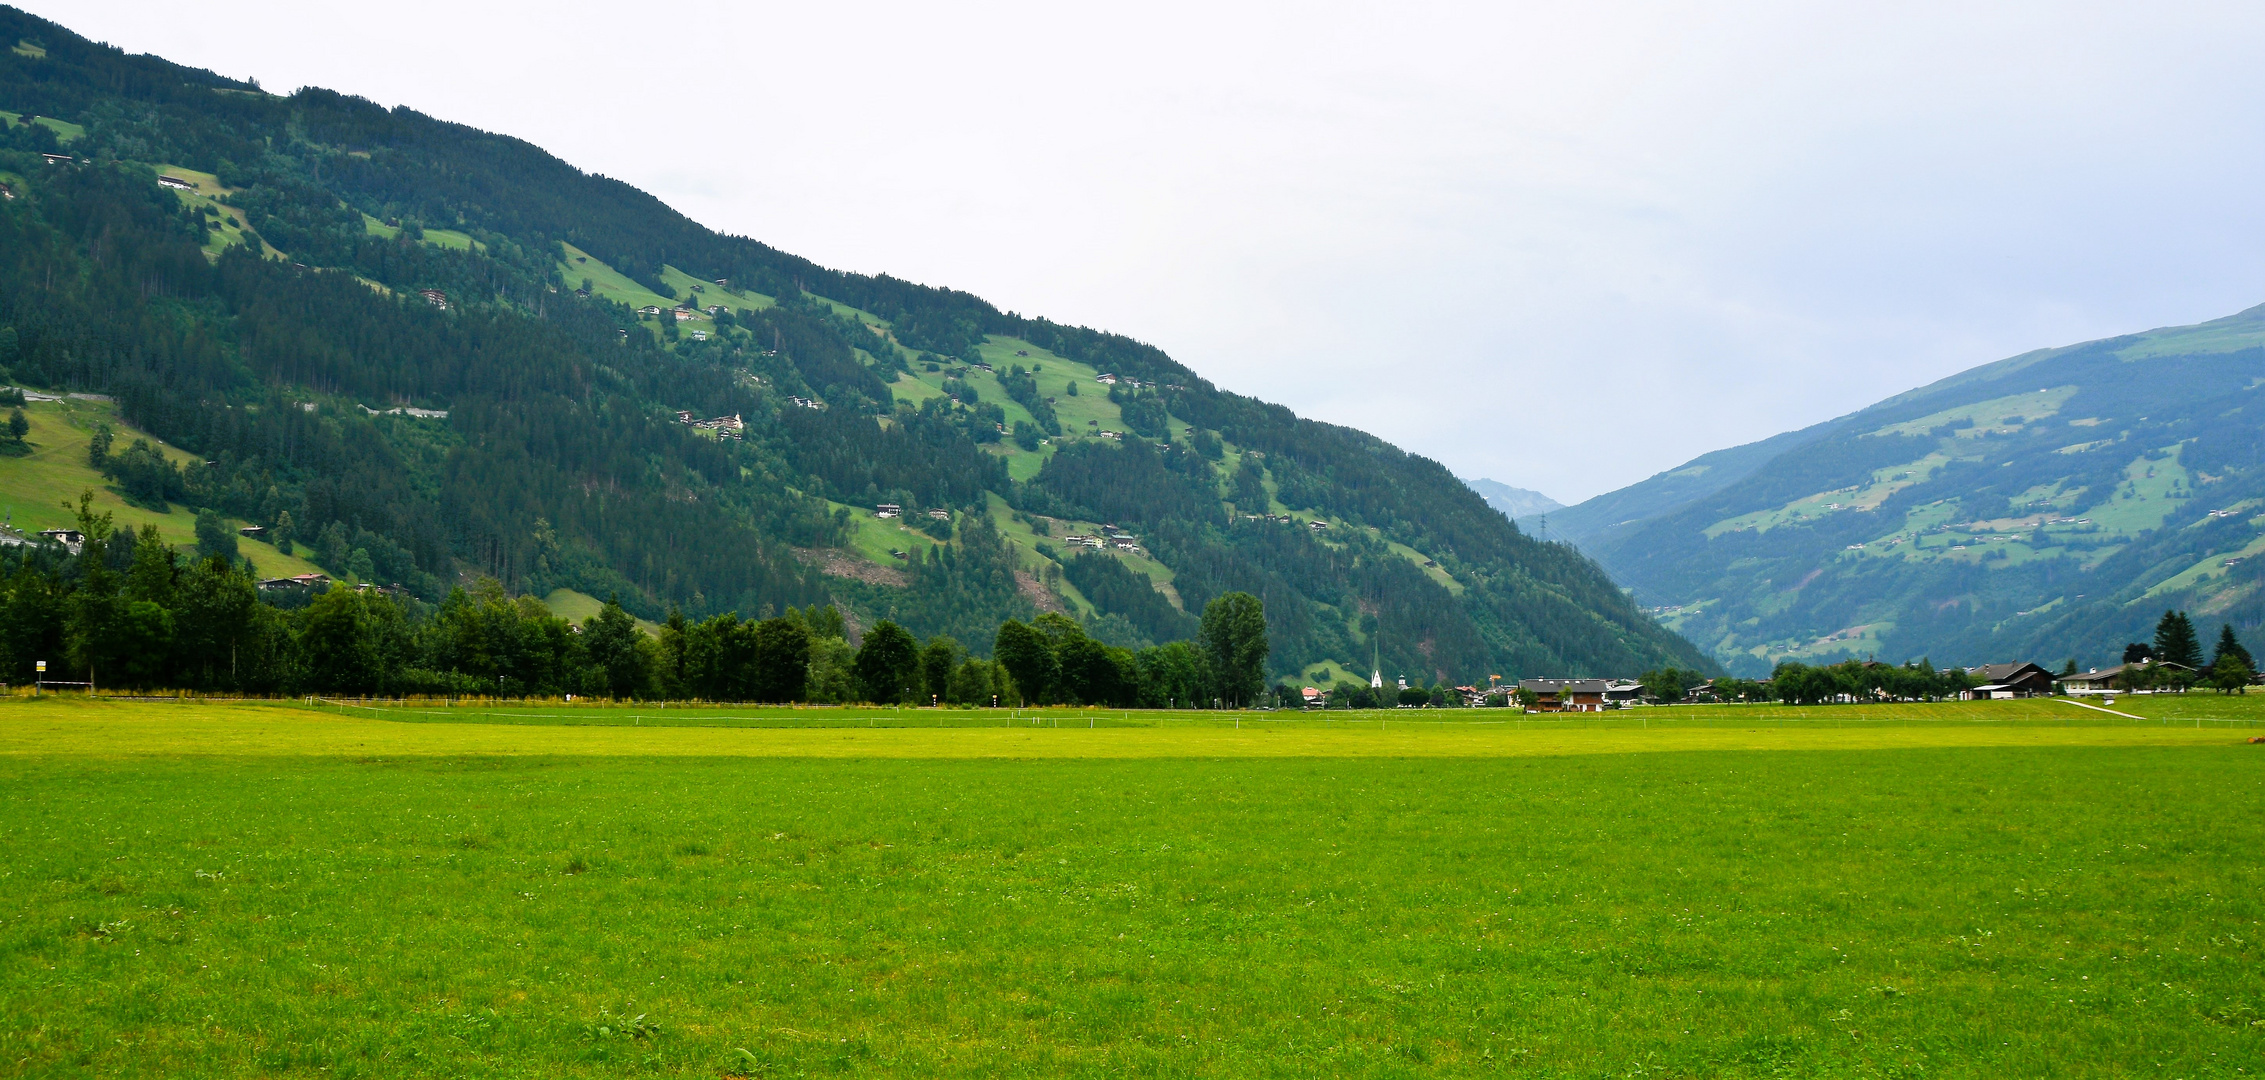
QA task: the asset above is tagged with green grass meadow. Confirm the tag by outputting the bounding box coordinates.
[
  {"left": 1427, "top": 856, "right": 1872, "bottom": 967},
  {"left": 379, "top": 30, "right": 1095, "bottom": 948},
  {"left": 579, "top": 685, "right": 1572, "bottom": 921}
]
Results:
[{"left": 1, "top": 697, "right": 2260, "bottom": 1077}]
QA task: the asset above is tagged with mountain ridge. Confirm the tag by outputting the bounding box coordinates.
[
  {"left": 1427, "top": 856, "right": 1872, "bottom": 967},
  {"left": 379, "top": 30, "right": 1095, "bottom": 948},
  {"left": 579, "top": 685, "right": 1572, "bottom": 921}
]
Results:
[
  {"left": 0, "top": 6, "right": 1711, "bottom": 687},
  {"left": 1547, "top": 303, "right": 2265, "bottom": 674},
  {"left": 1462, "top": 477, "right": 1562, "bottom": 521}
]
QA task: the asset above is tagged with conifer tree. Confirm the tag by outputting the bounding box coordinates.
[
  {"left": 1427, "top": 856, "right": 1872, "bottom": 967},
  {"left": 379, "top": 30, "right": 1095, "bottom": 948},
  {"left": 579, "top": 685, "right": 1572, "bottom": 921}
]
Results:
[
  {"left": 2153, "top": 610, "right": 2202, "bottom": 669},
  {"left": 2209, "top": 623, "right": 2253, "bottom": 677}
]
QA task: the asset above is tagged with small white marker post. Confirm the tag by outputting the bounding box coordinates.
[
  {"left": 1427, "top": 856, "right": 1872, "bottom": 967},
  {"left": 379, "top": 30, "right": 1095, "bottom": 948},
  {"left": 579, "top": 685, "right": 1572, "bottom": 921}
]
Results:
[{"left": 34, "top": 660, "right": 44, "bottom": 697}]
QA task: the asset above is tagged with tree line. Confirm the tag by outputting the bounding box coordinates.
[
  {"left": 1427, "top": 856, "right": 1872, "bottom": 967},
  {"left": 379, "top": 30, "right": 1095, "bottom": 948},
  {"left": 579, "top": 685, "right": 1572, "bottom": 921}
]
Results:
[{"left": 0, "top": 500, "right": 1269, "bottom": 704}]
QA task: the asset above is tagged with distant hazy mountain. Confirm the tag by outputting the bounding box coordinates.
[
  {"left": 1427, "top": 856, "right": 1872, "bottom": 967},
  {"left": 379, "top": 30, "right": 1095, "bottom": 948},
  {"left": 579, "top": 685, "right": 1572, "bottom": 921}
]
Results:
[
  {"left": 1463, "top": 478, "right": 1563, "bottom": 521},
  {"left": 1557, "top": 303, "right": 2265, "bottom": 675},
  {"left": 1510, "top": 423, "right": 1842, "bottom": 548}
]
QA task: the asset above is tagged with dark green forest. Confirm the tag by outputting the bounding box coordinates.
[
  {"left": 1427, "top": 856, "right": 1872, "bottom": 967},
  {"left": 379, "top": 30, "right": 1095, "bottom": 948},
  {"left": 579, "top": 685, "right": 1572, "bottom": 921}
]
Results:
[
  {"left": 0, "top": 6, "right": 1707, "bottom": 694},
  {"left": 0, "top": 494, "right": 1277, "bottom": 705}
]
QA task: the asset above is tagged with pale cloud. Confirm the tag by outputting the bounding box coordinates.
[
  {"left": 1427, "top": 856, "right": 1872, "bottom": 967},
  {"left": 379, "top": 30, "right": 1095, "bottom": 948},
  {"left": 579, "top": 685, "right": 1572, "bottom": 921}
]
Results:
[{"left": 48, "top": 0, "right": 2265, "bottom": 500}]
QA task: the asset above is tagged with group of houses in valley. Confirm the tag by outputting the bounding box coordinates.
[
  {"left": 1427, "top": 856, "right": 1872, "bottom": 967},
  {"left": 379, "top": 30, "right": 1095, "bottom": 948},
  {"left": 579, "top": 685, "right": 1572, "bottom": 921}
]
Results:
[
  {"left": 1296, "top": 652, "right": 2253, "bottom": 712},
  {"left": 1509, "top": 678, "right": 1650, "bottom": 712}
]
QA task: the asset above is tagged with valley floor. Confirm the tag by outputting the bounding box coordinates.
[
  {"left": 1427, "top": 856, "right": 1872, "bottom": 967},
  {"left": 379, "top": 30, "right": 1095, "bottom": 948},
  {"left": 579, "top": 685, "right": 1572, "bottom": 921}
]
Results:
[{"left": 1, "top": 697, "right": 2258, "bottom": 1076}]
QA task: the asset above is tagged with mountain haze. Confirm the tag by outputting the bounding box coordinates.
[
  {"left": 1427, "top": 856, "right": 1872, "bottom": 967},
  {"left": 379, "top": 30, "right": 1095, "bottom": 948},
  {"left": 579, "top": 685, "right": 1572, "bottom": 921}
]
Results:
[
  {"left": 1555, "top": 304, "right": 2265, "bottom": 674},
  {"left": 0, "top": 7, "right": 1709, "bottom": 687},
  {"left": 1463, "top": 478, "right": 1562, "bottom": 521}
]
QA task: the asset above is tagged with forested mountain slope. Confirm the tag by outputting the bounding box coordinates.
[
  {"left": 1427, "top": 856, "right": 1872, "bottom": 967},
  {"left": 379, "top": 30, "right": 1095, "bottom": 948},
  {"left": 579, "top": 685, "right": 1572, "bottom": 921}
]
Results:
[
  {"left": 1568, "top": 304, "right": 2265, "bottom": 675},
  {"left": 0, "top": 8, "right": 1707, "bottom": 686}
]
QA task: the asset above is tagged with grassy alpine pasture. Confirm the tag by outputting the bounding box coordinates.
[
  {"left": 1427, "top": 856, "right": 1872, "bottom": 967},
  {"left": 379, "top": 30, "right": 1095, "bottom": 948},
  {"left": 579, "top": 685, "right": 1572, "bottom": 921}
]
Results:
[
  {"left": 0, "top": 698, "right": 2259, "bottom": 1078},
  {"left": 0, "top": 397, "right": 325, "bottom": 580}
]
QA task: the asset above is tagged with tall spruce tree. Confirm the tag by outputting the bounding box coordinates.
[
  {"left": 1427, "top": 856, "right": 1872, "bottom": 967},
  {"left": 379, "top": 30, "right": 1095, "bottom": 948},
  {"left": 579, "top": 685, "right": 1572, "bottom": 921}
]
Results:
[
  {"left": 2153, "top": 610, "right": 2202, "bottom": 669},
  {"left": 2209, "top": 623, "right": 2254, "bottom": 676}
]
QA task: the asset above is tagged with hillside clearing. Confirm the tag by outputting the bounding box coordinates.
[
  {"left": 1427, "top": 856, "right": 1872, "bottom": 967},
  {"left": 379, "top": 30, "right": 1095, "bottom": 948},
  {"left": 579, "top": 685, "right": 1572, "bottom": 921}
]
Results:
[{"left": 0, "top": 397, "right": 323, "bottom": 579}]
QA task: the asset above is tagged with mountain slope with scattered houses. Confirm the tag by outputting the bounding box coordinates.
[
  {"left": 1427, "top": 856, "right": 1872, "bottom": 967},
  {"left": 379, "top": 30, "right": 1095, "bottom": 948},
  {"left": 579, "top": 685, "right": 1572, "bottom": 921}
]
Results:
[
  {"left": 0, "top": 6, "right": 1708, "bottom": 687},
  {"left": 1548, "top": 303, "right": 2265, "bottom": 675}
]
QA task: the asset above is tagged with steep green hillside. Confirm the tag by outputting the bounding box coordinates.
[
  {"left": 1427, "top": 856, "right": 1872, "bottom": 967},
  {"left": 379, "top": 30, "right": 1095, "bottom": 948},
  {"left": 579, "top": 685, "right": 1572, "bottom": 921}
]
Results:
[
  {"left": 0, "top": 396, "right": 322, "bottom": 579},
  {"left": 1573, "top": 304, "right": 2265, "bottom": 673},
  {"left": 0, "top": 7, "right": 1705, "bottom": 685}
]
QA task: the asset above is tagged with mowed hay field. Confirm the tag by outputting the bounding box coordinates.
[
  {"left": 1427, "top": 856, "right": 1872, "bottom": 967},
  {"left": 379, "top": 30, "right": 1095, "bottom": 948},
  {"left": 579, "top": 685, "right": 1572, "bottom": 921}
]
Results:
[{"left": 0, "top": 699, "right": 2260, "bottom": 1077}]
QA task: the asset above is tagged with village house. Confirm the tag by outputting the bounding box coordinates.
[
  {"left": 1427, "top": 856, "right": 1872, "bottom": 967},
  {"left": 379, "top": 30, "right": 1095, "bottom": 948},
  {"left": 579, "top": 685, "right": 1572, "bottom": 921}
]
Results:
[
  {"left": 926, "top": 509, "right": 950, "bottom": 521},
  {"left": 1518, "top": 678, "right": 1612, "bottom": 712},
  {"left": 236, "top": 524, "right": 267, "bottom": 540},
  {"left": 673, "top": 309, "right": 696, "bottom": 321},
  {"left": 1308, "top": 520, "right": 1331, "bottom": 532},
  {"left": 41, "top": 152, "right": 72, "bottom": 165},
  {"left": 638, "top": 306, "right": 662, "bottom": 316},
  {"left": 1602, "top": 679, "right": 1646, "bottom": 705},
  {"left": 1961, "top": 662, "right": 2057, "bottom": 698},
  {"left": 1301, "top": 686, "right": 1325, "bottom": 707},
  {"left": 256, "top": 573, "right": 332, "bottom": 593},
  {"left": 418, "top": 289, "right": 448, "bottom": 310},
  {"left": 875, "top": 504, "right": 902, "bottom": 519},
  {"left": 690, "top": 330, "right": 708, "bottom": 341},
  {"left": 156, "top": 175, "right": 195, "bottom": 191},
  {"left": 38, "top": 529, "right": 86, "bottom": 555},
  {"left": 2058, "top": 659, "right": 2199, "bottom": 694}
]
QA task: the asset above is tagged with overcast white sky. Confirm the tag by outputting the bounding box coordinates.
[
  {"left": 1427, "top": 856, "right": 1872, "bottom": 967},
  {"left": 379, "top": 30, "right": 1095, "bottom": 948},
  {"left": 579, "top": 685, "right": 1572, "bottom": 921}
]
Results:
[{"left": 41, "top": 1, "right": 2265, "bottom": 502}]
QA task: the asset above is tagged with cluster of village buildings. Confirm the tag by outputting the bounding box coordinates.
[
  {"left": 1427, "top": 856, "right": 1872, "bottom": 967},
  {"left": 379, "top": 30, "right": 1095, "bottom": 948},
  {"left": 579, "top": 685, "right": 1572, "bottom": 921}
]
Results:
[
  {"left": 1295, "top": 658, "right": 2243, "bottom": 712},
  {"left": 674, "top": 410, "right": 745, "bottom": 440},
  {"left": 1059, "top": 525, "right": 1143, "bottom": 554},
  {"left": 873, "top": 504, "right": 951, "bottom": 522},
  {"left": 1240, "top": 512, "right": 1331, "bottom": 532}
]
